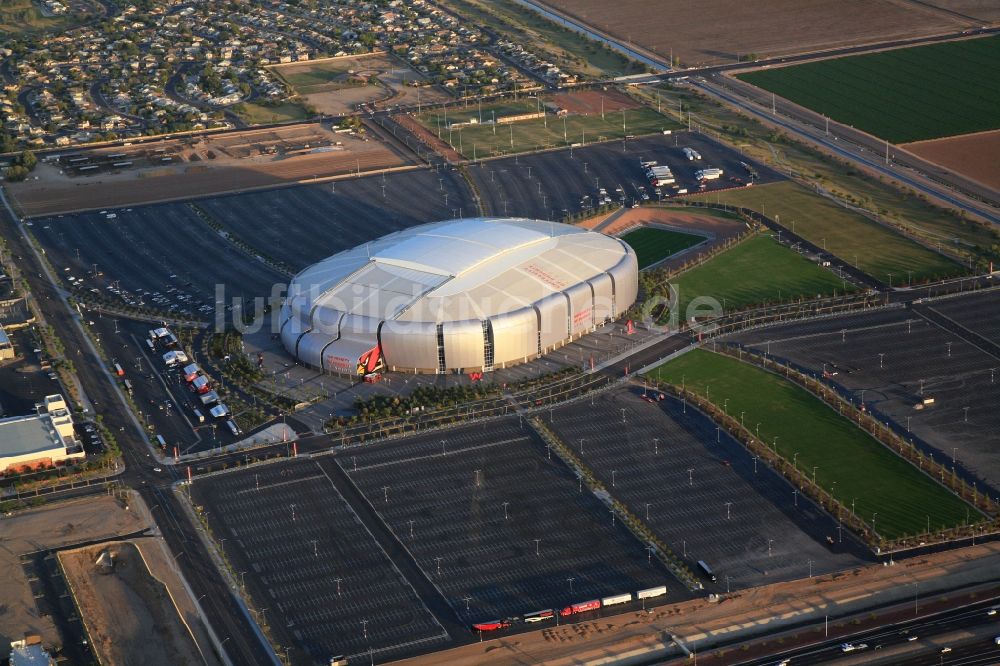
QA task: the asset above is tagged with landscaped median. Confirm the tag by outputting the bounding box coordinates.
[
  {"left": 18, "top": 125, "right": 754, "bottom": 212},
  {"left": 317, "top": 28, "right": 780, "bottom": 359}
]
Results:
[{"left": 648, "top": 348, "right": 992, "bottom": 551}]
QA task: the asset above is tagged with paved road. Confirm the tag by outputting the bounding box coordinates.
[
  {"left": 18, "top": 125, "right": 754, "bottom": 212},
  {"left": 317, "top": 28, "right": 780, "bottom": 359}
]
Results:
[
  {"left": 693, "top": 76, "right": 1000, "bottom": 223},
  {"left": 0, "top": 188, "right": 276, "bottom": 666},
  {"left": 726, "top": 594, "right": 1000, "bottom": 666}
]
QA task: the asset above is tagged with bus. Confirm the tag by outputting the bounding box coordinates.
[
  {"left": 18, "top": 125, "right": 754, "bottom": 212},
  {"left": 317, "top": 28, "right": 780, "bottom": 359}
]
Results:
[
  {"left": 113, "top": 363, "right": 125, "bottom": 377},
  {"left": 122, "top": 379, "right": 133, "bottom": 394},
  {"left": 697, "top": 560, "right": 717, "bottom": 582},
  {"left": 155, "top": 434, "right": 166, "bottom": 449}
]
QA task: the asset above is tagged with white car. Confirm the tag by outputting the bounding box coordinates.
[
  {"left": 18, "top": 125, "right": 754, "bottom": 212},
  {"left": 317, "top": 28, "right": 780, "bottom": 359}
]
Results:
[
  {"left": 940, "top": 647, "right": 951, "bottom": 653},
  {"left": 987, "top": 608, "right": 997, "bottom": 616}
]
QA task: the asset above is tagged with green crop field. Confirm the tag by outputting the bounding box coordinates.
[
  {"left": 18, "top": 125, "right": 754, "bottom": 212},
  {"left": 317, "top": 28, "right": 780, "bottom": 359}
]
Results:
[
  {"left": 417, "top": 100, "right": 677, "bottom": 159},
  {"left": 684, "top": 182, "right": 963, "bottom": 283},
  {"left": 665, "top": 231, "right": 853, "bottom": 319},
  {"left": 737, "top": 36, "right": 1000, "bottom": 143},
  {"left": 652, "top": 350, "right": 977, "bottom": 539},
  {"left": 621, "top": 227, "right": 704, "bottom": 269}
]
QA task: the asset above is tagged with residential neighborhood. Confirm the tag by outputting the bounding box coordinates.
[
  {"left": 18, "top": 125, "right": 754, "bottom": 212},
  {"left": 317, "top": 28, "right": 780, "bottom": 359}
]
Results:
[{"left": 0, "top": 0, "right": 564, "bottom": 151}]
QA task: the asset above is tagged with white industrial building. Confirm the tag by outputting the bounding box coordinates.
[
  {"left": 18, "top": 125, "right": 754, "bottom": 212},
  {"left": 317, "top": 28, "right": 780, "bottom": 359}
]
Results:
[
  {"left": 280, "top": 218, "right": 638, "bottom": 374},
  {"left": 0, "top": 395, "right": 84, "bottom": 473}
]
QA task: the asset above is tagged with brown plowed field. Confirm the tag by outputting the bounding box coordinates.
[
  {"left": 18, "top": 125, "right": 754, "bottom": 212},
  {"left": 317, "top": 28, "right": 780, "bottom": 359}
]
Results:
[
  {"left": 7, "top": 124, "right": 412, "bottom": 216},
  {"left": 903, "top": 129, "right": 1000, "bottom": 192},
  {"left": 540, "top": 0, "right": 981, "bottom": 66},
  {"left": 552, "top": 89, "right": 639, "bottom": 115}
]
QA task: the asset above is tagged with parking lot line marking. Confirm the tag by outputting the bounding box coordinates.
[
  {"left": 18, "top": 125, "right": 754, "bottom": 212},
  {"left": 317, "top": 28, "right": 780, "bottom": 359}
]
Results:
[
  {"left": 312, "top": 461, "right": 451, "bottom": 638},
  {"left": 345, "top": 436, "right": 530, "bottom": 472},
  {"left": 233, "top": 474, "right": 325, "bottom": 495}
]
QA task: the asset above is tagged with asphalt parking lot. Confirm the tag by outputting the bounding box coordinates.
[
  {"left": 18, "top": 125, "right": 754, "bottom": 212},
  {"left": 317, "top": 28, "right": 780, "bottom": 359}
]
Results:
[
  {"left": 334, "top": 417, "right": 687, "bottom": 626},
  {"left": 0, "top": 326, "right": 63, "bottom": 416},
  {"left": 468, "top": 131, "right": 782, "bottom": 221},
  {"left": 192, "top": 459, "right": 450, "bottom": 664},
  {"left": 197, "top": 166, "right": 474, "bottom": 273},
  {"left": 725, "top": 297, "right": 1000, "bottom": 498},
  {"left": 29, "top": 204, "right": 285, "bottom": 322},
  {"left": 931, "top": 289, "right": 1000, "bottom": 342},
  {"left": 547, "top": 388, "right": 868, "bottom": 591}
]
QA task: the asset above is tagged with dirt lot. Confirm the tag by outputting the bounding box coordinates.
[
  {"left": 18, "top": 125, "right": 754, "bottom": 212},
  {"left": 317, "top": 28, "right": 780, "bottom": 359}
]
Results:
[
  {"left": 0, "top": 495, "right": 147, "bottom": 652},
  {"left": 540, "top": 0, "right": 986, "bottom": 66},
  {"left": 393, "top": 112, "right": 464, "bottom": 162},
  {"left": 7, "top": 123, "right": 412, "bottom": 216},
  {"left": 552, "top": 89, "right": 639, "bottom": 115},
  {"left": 59, "top": 542, "right": 204, "bottom": 666},
  {"left": 271, "top": 53, "right": 450, "bottom": 115},
  {"left": 903, "top": 129, "right": 1000, "bottom": 191}
]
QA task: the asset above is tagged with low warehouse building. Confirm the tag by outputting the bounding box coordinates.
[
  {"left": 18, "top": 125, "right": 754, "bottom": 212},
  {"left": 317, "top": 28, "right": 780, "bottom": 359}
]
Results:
[
  {"left": 0, "top": 395, "right": 84, "bottom": 474},
  {"left": 280, "top": 217, "right": 638, "bottom": 374}
]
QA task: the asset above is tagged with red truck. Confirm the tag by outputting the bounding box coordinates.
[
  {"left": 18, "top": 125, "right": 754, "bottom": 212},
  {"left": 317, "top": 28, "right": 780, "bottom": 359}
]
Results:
[
  {"left": 559, "top": 599, "right": 601, "bottom": 617},
  {"left": 471, "top": 620, "right": 511, "bottom": 632}
]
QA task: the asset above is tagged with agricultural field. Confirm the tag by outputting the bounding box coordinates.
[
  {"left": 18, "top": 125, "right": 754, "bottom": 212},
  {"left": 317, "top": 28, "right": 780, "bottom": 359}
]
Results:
[
  {"left": 436, "top": 0, "right": 646, "bottom": 78},
  {"left": 651, "top": 349, "right": 978, "bottom": 540},
  {"left": 665, "top": 232, "right": 853, "bottom": 319},
  {"left": 736, "top": 36, "right": 1000, "bottom": 144},
  {"left": 645, "top": 83, "right": 1000, "bottom": 271},
  {"left": 415, "top": 96, "right": 677, "bottom": 159},
  {"left": 620, "top": 227, "right": 704, "bottom": 269},
  {"left": 684, "top": 181, "right": 963, "bottom": 283},
  {"left": 231, "top": 101, "right": 309, "bottom": 125},
  {"left": 905, "top": 129, "right": 1000, "bottom": 192},
  {"left": 539, "top": 0, "right": 987, "bottom": 67}
]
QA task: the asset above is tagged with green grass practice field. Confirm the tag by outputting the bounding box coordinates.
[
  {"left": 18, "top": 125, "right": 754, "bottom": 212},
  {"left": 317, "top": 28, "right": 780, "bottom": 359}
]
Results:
[
  {"left": 652, "top": 350, "right": 977, "bottom": 540},
  {"left": 417, "top": 100, "right": 676, "bottom": 159},
  {"left": 685, "top": 182, "right": 962, "bottom": 283},
  {"left": 277, "top": 66, "right": 351, "bottom": 94},
  {"left": 621, "top": 227, "right": 704, "bottom": 269},
  {"left": 232, "top": 101, "right": 309, "bottom": 125},
  {"left": 666, "top": 231, "right": 853, "bottom": 319},
  {"left": 737, "top": 36, "right": 1000, "bottom": 143}
]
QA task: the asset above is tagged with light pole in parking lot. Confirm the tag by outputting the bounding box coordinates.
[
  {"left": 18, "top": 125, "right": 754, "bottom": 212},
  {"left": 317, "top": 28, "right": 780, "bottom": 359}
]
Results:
[
  {"left": 567, "top": 577, "right": 575, "bottom": 595},
  {"left": 725, "top": 502, "right": 732, "bottom": 520},
  {"left": 653, "top": 438, "right": 659, "bottom": 455},
  {"left": 687, "top": 469, "right": 693, "bottom": 487}
]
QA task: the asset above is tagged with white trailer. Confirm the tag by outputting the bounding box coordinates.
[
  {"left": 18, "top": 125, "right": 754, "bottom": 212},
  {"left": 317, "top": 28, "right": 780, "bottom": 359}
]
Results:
[
  {"left": 636, "top": 585, "right": 668, "bottom": 600},
  {"left": 695, "top": 168, "right": 724, "bottom": 180},
  {"left": 683, "top": 147, "right": 701, "bottom": 161},
  {"left": 602, "top": 593, "right": 633, "bottom": 607}
]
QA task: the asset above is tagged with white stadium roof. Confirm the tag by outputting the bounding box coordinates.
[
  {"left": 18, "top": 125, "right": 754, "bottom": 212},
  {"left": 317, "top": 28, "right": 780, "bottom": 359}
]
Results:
[
  {"left": 289, "top": 218, "right": 628, "bottom": 322},
  {"left": 281, "top": 217, "right": 638, "bottom": 374}
]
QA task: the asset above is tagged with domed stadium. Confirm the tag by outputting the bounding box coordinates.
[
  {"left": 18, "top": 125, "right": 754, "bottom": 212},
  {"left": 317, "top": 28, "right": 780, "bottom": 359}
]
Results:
[{"left": 279, "top": 217, "right": 638, "bottom": 375}]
